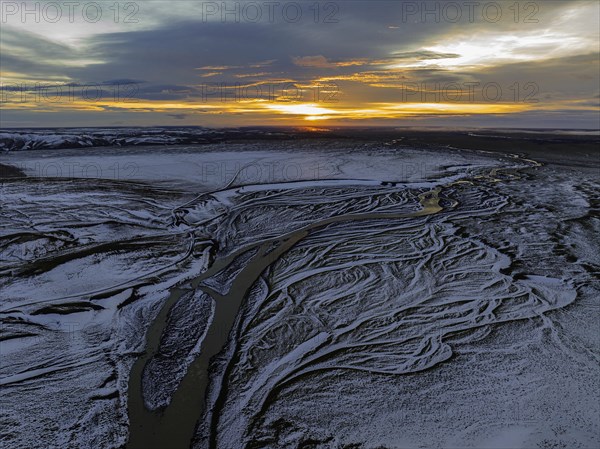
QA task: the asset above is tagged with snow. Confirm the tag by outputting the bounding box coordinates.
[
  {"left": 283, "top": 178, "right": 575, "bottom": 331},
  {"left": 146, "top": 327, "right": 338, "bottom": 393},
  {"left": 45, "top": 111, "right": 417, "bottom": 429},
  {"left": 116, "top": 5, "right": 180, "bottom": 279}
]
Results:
[{"left": 1, "top": 138, "right": 598, "bottom": 449}]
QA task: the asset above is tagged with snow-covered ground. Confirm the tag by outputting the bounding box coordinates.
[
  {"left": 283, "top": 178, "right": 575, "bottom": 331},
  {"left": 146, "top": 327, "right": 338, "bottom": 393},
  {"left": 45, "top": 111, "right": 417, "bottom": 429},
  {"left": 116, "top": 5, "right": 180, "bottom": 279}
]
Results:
[
  {"left": 1, "top": 138, "right": 598, "bottom": 449},
  {"left": 0, "top": 128, "right": 217, "bottom": 151}
]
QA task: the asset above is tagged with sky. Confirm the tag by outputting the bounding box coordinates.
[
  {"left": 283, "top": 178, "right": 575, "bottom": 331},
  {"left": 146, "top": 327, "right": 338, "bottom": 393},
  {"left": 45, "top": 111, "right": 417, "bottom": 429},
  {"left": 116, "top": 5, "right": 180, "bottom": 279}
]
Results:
[{"left": 1, "top": 0, "right": 599, "bottom": 128}]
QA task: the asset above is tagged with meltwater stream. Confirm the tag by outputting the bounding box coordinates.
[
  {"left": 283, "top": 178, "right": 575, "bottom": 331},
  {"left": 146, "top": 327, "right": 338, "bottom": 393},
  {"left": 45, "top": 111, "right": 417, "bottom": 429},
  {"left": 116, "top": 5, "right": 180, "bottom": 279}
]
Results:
[{"left": 126, "top": 183, "right": 443, "bottom": 449}]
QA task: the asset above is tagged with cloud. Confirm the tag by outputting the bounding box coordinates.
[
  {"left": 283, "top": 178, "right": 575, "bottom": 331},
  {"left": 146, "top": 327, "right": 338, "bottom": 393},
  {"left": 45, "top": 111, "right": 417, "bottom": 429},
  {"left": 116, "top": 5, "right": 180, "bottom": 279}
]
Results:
[
  {"left": 293, "top": 56, "right": 336, "bottom": 68},
  {"left": 392, "top": 51, "right": 461, "bottom": 60},
  {"left": 1, "top": 1, "right": 598, "bottom": 127}
]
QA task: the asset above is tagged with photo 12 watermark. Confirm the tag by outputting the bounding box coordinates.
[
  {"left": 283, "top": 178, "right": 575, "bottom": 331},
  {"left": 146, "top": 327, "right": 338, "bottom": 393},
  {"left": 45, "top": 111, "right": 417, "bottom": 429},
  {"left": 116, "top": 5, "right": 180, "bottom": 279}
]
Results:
[
  {"left": 399, "top": 1, "right": 539, "bottom": 24},
  {"left": 398, "top": 81, "right": 539, "bottom": 103},
  {"left": 11, "top": 161, "right": 140, "bottom": 180},
  {"left": 0, "top": 82, "right": 140, "bottom": 103},
  {"left": 199, "top": 160, "right": 332, "bottom": 185},
  {"left": 1, "top": 1, "right": 140, "bottom": 24},
  {"left": 197, "top": 160, "right": 436, "bottom": 187},
  {"left": 194, "top": 1, "right": 340, "bottom": 24}
]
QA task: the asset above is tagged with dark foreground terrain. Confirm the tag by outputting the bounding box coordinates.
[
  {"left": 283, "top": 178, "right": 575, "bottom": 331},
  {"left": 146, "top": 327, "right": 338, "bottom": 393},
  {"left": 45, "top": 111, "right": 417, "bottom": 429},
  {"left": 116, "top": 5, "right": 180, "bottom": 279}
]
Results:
[{"left": 1, "top": 128, "right": 598, "bottom": 449}]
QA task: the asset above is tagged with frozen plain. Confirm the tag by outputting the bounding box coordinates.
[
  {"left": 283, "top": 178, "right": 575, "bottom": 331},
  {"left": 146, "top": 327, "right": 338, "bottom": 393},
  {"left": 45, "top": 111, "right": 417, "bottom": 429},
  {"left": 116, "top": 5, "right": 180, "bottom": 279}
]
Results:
[{"left": 0, "top": 129, "right": 598, "bottom": 449}]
